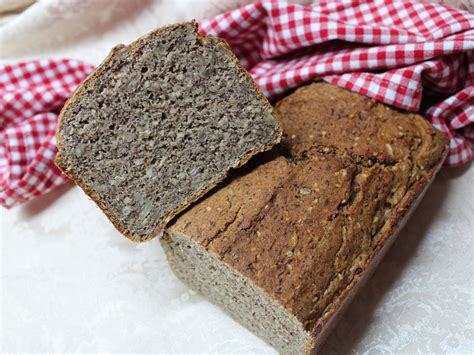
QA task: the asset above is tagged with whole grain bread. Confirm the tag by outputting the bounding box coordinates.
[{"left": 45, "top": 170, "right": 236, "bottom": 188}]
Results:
[
  {"left": 162, "top": 82, "right": 448, "bottom": 353},
  {"left": 55, "top": 21, "right": 281, "bottom": 242}
]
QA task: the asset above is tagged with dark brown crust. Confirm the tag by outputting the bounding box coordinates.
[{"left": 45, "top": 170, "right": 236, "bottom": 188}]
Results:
[
  {"left": 308, "top": 149, "right": 446, "bottom": 353},
  {"left": 55, "top": 21, "right": 282, "bottom": 242}
]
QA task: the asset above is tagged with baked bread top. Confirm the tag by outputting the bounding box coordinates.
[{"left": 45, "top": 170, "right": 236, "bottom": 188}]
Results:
[
  {"left": 277, "top": 82, "right": 446, "bottom": 172},
  {"left": 55, "top": 21, "right": 281, "bottom": 242},
  {"left": 168, "top": 82, "right": 448, "bottom": 332}
]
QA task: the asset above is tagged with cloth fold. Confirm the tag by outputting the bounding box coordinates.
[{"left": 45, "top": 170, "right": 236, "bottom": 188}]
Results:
[{"left": 1, "top": 0, "right": 473, "bottom": 208}]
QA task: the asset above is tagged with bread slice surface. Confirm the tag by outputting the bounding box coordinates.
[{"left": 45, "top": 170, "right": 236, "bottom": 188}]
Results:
[
  {"left": 55, "top": 21, "right": 281, "bottom": 242},
  {"left": 163, "top": 82, "right": 448, "bottom": 352}
]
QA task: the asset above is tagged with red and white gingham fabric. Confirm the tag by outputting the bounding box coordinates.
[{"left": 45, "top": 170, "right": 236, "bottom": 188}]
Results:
[
  {"left": 0, "top": 60, "right": 94, "bottom": 207},
  {"left": 1, "top": 0, "right": 473, "bottom": 208}
]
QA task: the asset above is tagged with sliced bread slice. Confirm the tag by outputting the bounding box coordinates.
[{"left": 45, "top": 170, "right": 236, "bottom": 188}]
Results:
[{"left": 55, "top": 21, "right": 281, "bottom": 242}]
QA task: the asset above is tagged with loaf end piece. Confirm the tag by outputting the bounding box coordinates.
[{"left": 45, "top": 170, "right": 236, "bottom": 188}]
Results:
[{"left": 56, "top": 21, "right": 281, "bottom": 241}]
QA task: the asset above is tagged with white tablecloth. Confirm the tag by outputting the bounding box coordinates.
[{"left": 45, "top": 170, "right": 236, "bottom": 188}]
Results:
[
  {"left": 2, "top": 164, "right": 473, "bottom": 353},
  {"left": 1, "top": 1, "right": 473, "bottom": 353}
]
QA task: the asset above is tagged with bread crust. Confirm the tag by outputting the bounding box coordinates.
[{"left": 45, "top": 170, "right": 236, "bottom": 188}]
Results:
[
  {"left": 55, "top": 21, "right": 281, "bottom": 242},
  {"left": 308, "top": 149, "right": 446, "bottom": 353}
]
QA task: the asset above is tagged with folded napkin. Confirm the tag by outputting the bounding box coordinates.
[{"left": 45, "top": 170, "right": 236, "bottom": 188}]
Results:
[{"left": 1, "top": 0, "right": 473, "bottom": 208}]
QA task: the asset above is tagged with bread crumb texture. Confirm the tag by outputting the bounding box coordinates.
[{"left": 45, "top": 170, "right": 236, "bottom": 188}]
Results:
[{"left": 55, "top": 22, "right": 279, "bottom": 241}]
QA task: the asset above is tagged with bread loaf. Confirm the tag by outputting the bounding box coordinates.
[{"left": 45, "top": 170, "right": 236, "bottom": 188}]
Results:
[
  {"left": 162, "top": 82, "right": 448, "bottom": 353},
  {"left": 55, "top": 21, "right": 281, "bottom": 242}
]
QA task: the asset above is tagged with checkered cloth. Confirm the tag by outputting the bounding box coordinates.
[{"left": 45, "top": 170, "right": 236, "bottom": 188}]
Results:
[{"left": 1, "top": 0, "right": 473, "bottom": 208}]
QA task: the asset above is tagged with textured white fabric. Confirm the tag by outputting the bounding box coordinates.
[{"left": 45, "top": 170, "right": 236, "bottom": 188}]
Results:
[
  {"left": 0, "top": 0, "right": 257, "bottom": 65},
  {"left": 2, "top": 167, "right": 473, "bottom": 353},
  {"left": 0, "top": 0, "right": 34, "bottom": 13},
  {"left": 1, "top": 0, "right": 473, "bottom": 353}
]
